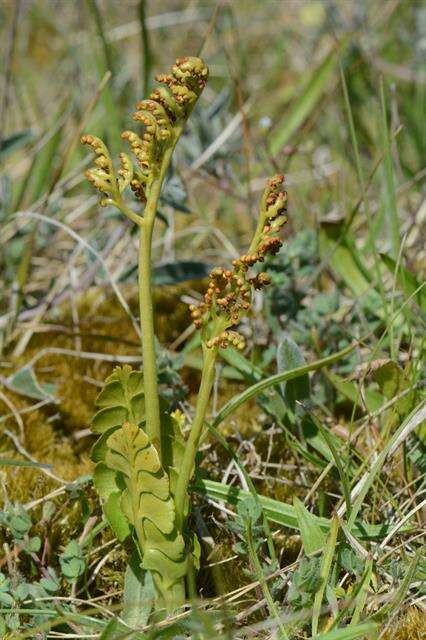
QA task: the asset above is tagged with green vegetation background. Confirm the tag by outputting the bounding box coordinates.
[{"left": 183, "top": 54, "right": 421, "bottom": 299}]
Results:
[{"left": 0, "top": 1, "right": 424, "bottom": 639}]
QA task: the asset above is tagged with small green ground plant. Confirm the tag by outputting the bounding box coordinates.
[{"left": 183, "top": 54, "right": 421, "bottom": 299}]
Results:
[{"left": 81, "top": 57, "right": 288, "bottom": 616}]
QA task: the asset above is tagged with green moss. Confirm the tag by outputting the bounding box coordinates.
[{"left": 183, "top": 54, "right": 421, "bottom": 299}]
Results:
[{"left": 382, "top": 608, "right": 426, "bottom": 639}]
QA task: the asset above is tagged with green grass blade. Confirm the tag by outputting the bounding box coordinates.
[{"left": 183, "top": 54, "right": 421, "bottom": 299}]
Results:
[
  {"left": 350, "top": 557, "right": 373, "bottom": 627},
  {"left": 192, "top": 479, "right": 409, "bottom": 539},
  {"left": 339, "top": 60, "right": 389, "bottom": 327},
  {"left": 86, "top": 0, "right": 121, "bottom": 153},
  {"left": 312, "top": 622, "right": 378, "bottom": 640},
  {"left": 301, "top": 406, "right": 352, "bottom": 517},
  {"left": 15, "top": 104, "right": 67, "bottom": 209},
  {"left": 319, "top": 223, "right": 372, "bottom": 299},
  {"left": 0, "top": 458, "right": 52, "bottom": 469},
  {"left": 271, "top": 47, "right": 338, "bottom": 154},
  {"left": 219, "top": 346, "right": 265, "bottom": 382},
  {"left": 311, "top": 516, "right": 339, "bottom": 636},
  {"left": 0, "top": 130, "right": 33, "bottom": 159},
  {"left": 293, "top": 496, "right": 326, "bottom": 557},
  {"left": 212, "top": 341, "right": 357, "bottom": 428},
  {"left": 379, "top": 77, "right": 400, "bottom": 259},
  {"left": 348, "top": 399, "right": 426, "bottom": 529},
  {"left": 139, "top": 0, "right": 153, "bottom": 96},
  {"left": 86, "top": 0, "right": 115, "bottom": 75},
  {"left": 380, "top": 252, "right": 426, "bottom": 313}
]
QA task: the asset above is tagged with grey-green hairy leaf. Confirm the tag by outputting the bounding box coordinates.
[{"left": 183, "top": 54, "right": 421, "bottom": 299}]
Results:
[
  {"left": 123, "top": 554, "right": 155, "bottom": 628},
  {"left": 277, "top": 332, "right": 310, "bottom": 406},
  {"left": 293, "top": 497, "right": 326, "bottom": 556},
  {"left": 5, "top": 366, "right": 57, "bottom": 401}
]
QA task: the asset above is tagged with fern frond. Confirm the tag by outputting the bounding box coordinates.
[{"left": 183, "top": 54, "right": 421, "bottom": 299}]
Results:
[
  {"left": 105, "top": 421, "right": 187, "bottom": 605},
  {"left": 90, "top": 367, "right": 188, "bottom": 608}
]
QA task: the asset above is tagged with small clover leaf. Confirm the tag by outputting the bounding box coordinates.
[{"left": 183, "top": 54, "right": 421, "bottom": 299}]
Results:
[
  {"left": 22, "top": 535, "right": 41, "bottom": 554},
  {"left": 0, "top": 571, "right": 13, "bottom": 605},
  {"left": 1, "top": 504, "right": 32, "bottom": 540},
  {"left": 15, "top": 582, "right": 30, "bottom": 601},
  {"left": 59, "top": 540, "right": 86, "bottom": 583},
  {"left": 0, "top": 590, "right": 14, "bottom": 606},
  {"left": 41, "top": 501, "right": 56, "bottom": 522},
  {"left": 40, "top": 568, "right": 60, "bottom": 594}
]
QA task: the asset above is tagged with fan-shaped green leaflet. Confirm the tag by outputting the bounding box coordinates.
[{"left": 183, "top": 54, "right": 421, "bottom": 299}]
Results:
[
  {"left": 161, "top": 409, "right": 186, "bottom": 495},
  {"left": 90, "top": 366, "right": 189, "bottom": 609},
  {"left": 92, "top": 365, "right": 145, "bottom": 434},
  {"left": 91, "top": 366, "right": 145, "bottom": 541},
  {"left": 91, "top": 367, "right": 188, "bottom": 538},
  {"left": 105, "top": 421, "right": 187, "bottom": 609}
]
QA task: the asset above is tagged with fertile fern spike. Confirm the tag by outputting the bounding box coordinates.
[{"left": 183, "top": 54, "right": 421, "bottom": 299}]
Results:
[
  {"left": 189, "top": 175, "right": 287, "bottom": 350},
  {"left": 81, "top": 56, "right": 208, "bottom": 207},
  {"left": 122, "top": 56, "right": 208, "bottom": 197},
  {"left": 80, "top": 135, "right": 134, "bottom": 209},
  {"left": 172, "top": 175, "right": 288, "bottom": 541}
]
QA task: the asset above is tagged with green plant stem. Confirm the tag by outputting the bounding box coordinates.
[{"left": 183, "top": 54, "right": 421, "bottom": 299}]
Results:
[
  {"left": 246, "top": 521, "right": 289, "bottom": 640},
  {"left": 175, "top": 346, "right": 217, "bottom": 528},
  {"left": 115, "top": 199, "right": 144, "bottom": 226},
  {"left": 136, "top": 137, "right": 181, "bottom": 458},
  {"left": 138, "top": 218, "right": 161, "bottom": 454},
  {"left": 248, "top": 210, "right": 268, "bottom": 255},
  {"left": 151, "top": 576, "right": 186, "bottom": 615},
  {"left": 169, "top": 579, "right": 186, "bottom": 612},
  {"left": 120, "top": 127, "right": 186, "bottom": 611}
]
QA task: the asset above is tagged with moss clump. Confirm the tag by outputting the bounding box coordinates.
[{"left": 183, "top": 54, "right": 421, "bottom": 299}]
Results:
[
  {"left": 1, "top": 405, "right": 93, "bottom": 504},
  {"left": 382, "top": 608, "right": 426, "bottom": 639}
]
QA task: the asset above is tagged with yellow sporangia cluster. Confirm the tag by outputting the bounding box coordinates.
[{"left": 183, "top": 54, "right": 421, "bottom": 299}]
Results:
[
  {"left": 190, "top": 175, "right": 288, "bottom": 350},
  {"left": 81, "top": 57, "right": 208, "bottom": 207}
]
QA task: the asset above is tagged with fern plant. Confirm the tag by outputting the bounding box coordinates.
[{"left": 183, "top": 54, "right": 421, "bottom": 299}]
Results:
[{"left": 81, "top": 57, "right": 288, "bottom": 616}]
